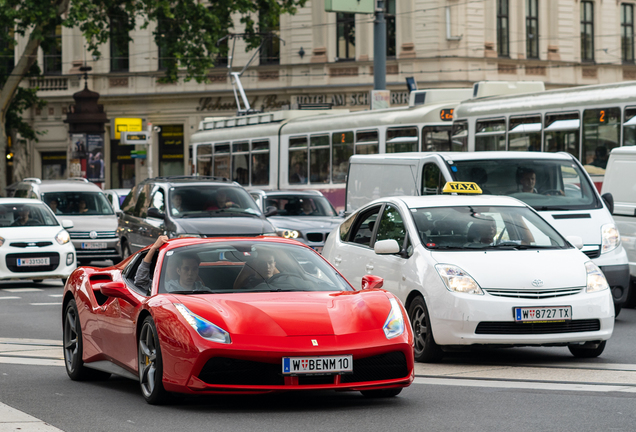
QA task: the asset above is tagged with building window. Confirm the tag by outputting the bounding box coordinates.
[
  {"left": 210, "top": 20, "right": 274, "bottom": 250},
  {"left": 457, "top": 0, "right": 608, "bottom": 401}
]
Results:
[
  {"left": 157, "top": 18, "right": 176, "bottom": 71},
  {"left": 43, "top": 22, "right": 62, "bottom": 75},
  {"left": 580, "top": 1, "right": 594, "bottom": 62},
  {"left": 497, "top": 0, "right": 509, "bottom": 57},
  {"left": 336, "top": 13, "right": 355, "bottom": 61},
  {"left": 0, "top": 27, "right": 14, "bottom": 79},
  {"left": 622, "top": 4, "right": 634, "bottom": 63},
  {"left": 386, "top": 0, "right": 396, "bottom": 58},
  {"left": 526, "top": 0, "right": 539, "bottom": 59},
  {"left": 158, "top": 125, "right": 184, "bottom": 176},
  {"left": 110, "top": 11, "right": 129, "bottom": 72},
  {"left": 215, "top": 37, "right": 229, "bottom": 67},
  {"left": 259, "top": 11, "right": 280, "bottom": 65}
]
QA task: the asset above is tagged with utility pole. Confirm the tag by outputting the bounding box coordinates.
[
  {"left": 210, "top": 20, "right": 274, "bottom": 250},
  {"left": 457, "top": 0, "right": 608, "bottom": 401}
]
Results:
[{"left": 373, "top": 0, "right": 386, "bottom": 91}]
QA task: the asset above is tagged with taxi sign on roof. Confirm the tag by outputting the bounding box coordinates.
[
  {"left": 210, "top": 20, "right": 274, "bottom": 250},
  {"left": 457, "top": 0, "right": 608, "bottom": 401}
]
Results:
[{"left": 442, "top": 182, "right": 483, "bottom": 194}]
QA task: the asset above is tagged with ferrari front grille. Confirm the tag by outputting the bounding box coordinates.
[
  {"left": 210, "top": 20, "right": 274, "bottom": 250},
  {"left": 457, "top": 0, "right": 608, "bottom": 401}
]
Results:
[
  {"left": 198, "top": 357, "right": 284, "bottom": 386},
  {"left": 340, "top": 351, "right": 408, "bottom": 383},
  {"left": 475, "top": 319, "right": 601, "bottom": 335}
]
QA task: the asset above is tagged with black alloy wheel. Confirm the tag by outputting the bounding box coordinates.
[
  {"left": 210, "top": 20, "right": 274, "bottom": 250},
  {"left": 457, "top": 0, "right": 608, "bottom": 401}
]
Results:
[
  {"left": 568, "top": 340, "right": 607, "bottom": 358},
  {"left": 408, "top": 296, "right": 444, "bottom": 363},
  {"left": 138, "top": 316, "right": 168, "bottom": 404}
]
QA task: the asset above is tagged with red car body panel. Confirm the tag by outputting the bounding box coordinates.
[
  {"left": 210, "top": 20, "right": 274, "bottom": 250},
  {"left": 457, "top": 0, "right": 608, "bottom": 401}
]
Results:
[{"left": 63, "top": 237, "right": 414, "bottom": 395}]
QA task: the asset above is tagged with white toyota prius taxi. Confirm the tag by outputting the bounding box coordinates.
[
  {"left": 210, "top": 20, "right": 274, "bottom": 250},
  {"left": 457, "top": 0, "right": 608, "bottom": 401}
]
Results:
[{"left": 323, "top": 182, "right": 614, "bottom": 362}]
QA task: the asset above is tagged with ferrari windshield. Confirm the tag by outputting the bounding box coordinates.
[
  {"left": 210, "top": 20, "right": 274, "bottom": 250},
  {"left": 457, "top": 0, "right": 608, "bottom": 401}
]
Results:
[
  {"left": 158, "top": 241, "right": 352, "bottom": 294},
  {"left": 450, "top": 159, "right": 601, "bottom": 211},
  {"left": 170, "top": 186, "right": 261, "bottom": 218},
  {"left": 411, "top": 205, "right": 569, "bottom": 251}
]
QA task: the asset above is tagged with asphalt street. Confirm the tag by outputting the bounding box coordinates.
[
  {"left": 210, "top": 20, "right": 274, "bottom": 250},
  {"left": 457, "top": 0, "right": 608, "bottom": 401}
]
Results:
[{"left": 1, "top": 278, "right": 636, "bottom": 432}]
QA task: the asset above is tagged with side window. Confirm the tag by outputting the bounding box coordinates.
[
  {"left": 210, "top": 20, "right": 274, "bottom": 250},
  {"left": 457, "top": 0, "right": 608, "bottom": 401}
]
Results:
[
  {"left": 122, "top": 185, "right": 140, "bottom": 215},
  {"left": 14, "top": 188, "right": 28, "bottom": 198},
  {"left": 133, "top": 184, "right": 152, "bottom": 218},
  {"left": 150, "top": 189, "right": 166, "bottom": 213},
  {"left": 349, "top": 206, "right": 382, "bottom": 247},
  {"left": 375, "top": 204, "right": 406, "bottom": 247},
  {"left": 28, "top": 190, "right": 38, "bottom": 199},
  {"left": 422, "top": 163, "right": 442, "bottom": 195}
]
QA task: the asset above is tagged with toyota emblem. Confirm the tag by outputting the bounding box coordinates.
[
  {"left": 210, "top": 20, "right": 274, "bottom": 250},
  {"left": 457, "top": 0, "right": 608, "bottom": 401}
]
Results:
[
  {"left": 89, "top": 231, "right": 98, "bottom": 239},
  {"left": 531, "top": 279, "right": 544, "bottom": 287}
]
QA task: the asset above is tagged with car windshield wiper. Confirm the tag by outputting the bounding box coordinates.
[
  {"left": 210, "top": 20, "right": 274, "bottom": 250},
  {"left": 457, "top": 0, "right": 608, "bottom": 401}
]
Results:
[{"left": 426, "top": 245, "right": 464, "bottom": 250}]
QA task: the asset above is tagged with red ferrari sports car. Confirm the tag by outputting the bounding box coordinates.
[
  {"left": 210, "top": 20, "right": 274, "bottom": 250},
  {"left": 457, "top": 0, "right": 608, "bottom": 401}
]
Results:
[{"left": 62, "top": 237, "right": 414, "bottom": 404}]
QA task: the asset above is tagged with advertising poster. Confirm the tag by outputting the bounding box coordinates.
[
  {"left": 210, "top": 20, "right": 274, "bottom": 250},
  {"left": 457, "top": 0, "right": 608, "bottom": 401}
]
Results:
[
  {"left": 86, "top": 134, "right": 105, "bottom": 182},
  {"left": 71, "top": 134, "right": 86, "bottom": 158}
]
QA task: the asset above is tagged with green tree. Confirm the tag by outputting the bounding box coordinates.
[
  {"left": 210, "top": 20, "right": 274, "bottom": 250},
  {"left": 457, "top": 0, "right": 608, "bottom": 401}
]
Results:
[{"left": 0, "top": 0, "right": 305, "bottom": 194}]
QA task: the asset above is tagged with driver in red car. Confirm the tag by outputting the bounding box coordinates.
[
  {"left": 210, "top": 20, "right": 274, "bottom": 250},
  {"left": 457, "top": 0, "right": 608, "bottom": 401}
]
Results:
[{"left": 233, "top": 248, "right": 280, "bottom": 290}]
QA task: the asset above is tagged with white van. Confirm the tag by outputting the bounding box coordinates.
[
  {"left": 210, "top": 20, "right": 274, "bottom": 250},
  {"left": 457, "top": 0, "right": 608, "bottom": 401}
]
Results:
[
  {"left": 346, "top": 151, "right": 630, "bottom": 314},
  {"left": 601, "top": 146, "right": 636, "bottom": 306}
]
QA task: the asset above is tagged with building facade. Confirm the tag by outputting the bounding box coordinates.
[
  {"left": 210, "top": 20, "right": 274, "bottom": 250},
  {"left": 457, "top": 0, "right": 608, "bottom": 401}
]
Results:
[{"left": 14, "top": 0, "right": 636, "bottom": 188}]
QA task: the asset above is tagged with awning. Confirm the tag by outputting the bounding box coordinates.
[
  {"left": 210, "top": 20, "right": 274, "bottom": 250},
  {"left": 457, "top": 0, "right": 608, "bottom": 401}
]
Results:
[
  {"left": 544, "top": 119, "right": 580, "bottom": 132},
  {"left": 508, "top": 123, "right": 542, "bottom": 133}
]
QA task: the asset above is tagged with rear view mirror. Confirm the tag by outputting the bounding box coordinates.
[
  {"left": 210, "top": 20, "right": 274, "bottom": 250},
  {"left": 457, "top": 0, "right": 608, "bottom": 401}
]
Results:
[
  {"left": 61, "top": 220, "right": 74, "bottom": 229},
  {"left": 566, "top": 236, "right": 584, "bottom": 250},
  {"left": 601, "top": 193, "right": 614, "bottom": 214},
  {"left": 264, "top": 206, "right": 278, "bottom": 217},
  {"left": 374, "top": 239, "right": 401, "bottom": 255},
  {"left": 361, "top": 275, "right": 384, "bottom": 290},
  {"left": 147, "top": 207, "right": 165, "bottom": 220},
  {"left": 100, "top": 281, "right": 140, "bottom": 306}
]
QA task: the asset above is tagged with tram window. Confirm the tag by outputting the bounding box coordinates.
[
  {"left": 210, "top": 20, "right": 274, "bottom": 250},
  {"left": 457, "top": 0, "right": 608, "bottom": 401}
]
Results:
[
  {"left": 422, "top": 126, "right": 452, "bottom": 151},
  {"left": 386, "top": 127, "right": 418, "bottom": 153},
  {"left": 251, "top": 140, "right": 269, "bottom": 186},
  {"left": 289, "top": 136, "right": 308, "bottom": 184},
  {"left": 508, "top": 115, "right": 541, "bottom": 152},
  {"left": 231, "top": 141, "right": 249, "bottom": 185},
  {"left": 310, "top": 135, "right": 330, "bottom": 184},
  {"left": 475, "top": 118, "right": 506, "bottom": 151},
  {"left": 582, "top": 108, "right": 620, "bottom": 173},
  {"left": 544, "top": 113, "right": 580, "bottom": 160},
  {"left": 332, "top": 131, "right": 354, "bottom": 183},
  {"left": 196, "top": 144, "right": 212, "bottom": 176},
  {"left": 355, "top": 130, "right": 379, "bottom": 154},
  {"left": 451, "top": 121, "right": 468, "bottom": 151},
  {"left": 623, "top": 107, "right": 636, "bottom": 146},
  {"left": 213, "top": 143, "right": 230, "bottom": 178}
]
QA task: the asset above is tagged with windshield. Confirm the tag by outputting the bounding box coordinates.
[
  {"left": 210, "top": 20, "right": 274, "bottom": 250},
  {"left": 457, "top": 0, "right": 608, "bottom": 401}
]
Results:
[
  {"left": 42, "top": 192, "right": 114, "bottom": 216},
  {"left": 169, "top": 186, "right": 261, "bottom": 218},
  {"left": 0, "top": 203, "right": 59, "bottom": 227},
  {"left": 411, "top": 205, "right": 569, "bottom": 251},
  {"left": 266, "top": 195, "right": 336, "bottom": 217},
  {"left": 450, "top": 159, "right": 601, "bottom": 211},
  {"left": 158, "top": 241, "right": 352, "bottom": 294}
]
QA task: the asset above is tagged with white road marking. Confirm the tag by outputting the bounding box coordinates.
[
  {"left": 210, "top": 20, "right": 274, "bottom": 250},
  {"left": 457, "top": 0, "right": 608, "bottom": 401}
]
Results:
[
  {"left": 48, "top": 294, "right": 63, "bottom": 298},
  {"left": 414, "top": 377, "right": 636, "bottom": 393},
  {"left": 2, "top": 288, "right": 42, "bottom": 293},
  {"left": 0, "top": 296, "right": 20, "bottom": 300},
  {"left": 0, "top": 356, "right": 64, "bottom": 367},
  {"left": 29, "top": 303, "right": 62, "bottom": 306},
  {"left": 0, "top": 401, "right": 64, "bottom": 431}
]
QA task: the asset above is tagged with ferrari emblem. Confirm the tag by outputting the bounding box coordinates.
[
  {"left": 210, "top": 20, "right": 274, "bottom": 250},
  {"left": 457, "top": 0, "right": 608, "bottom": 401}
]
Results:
[{"left": 311, "top": 339, "right": 318, "bottom": 346}]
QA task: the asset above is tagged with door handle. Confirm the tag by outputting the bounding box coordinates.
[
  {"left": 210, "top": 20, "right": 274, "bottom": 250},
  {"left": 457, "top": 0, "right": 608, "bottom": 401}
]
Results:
[
  {"left": 334, "top": 256, "right": 342, "bottom": 265},
  {"left": 365, "top": 264, "right": 374, "bottom": 272}
]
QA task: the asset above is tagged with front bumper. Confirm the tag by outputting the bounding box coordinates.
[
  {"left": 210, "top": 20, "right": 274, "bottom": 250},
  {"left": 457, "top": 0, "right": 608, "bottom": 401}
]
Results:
[
  {"left": 71, "top": 238, "right": 120, "bottom": 261},
  {"left": 0, "top": 244, "right": 76, "bottom": 281},
  {"left": 599, "top": 264, "right": 630, "bottom": 306},
  {"left": 428, "top": 288, "right": 614, "bottom": 347}
]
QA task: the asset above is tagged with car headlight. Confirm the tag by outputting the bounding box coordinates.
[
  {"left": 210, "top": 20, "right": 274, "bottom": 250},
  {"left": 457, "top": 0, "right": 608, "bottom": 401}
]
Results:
[
  {"left": 585, "top": 261, "right": 609, "bottom": 293},
  {"left": 435, "top": 264, "right": 483, "bottom": 295},
  {"left": 55, "top": 230, "right": 70, "bottom": 245},
  {"left": 277, "top": 229, "right": 300, "bottom": 239},
  {"left": 0, "top": 236, "right": 4, "bottom": 247},
  {"left": 383, "top": 298, "right": 405, "bottom": 339},
  {"left": 174, "top": 303, "right": 231, "bottom": 344},
  {"left": 601, "top": 223, "right": 620, "bottom": 254}
]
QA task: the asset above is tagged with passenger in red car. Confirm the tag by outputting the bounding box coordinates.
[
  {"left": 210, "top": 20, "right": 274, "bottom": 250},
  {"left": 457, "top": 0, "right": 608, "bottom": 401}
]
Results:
[{"left": 164, "top": 253, "right": 211, "bottom": 292}]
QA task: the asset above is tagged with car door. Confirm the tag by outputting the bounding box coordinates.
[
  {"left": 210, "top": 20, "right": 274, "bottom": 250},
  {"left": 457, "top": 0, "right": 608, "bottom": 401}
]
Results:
[
  {"left": 129, "top": 184, "right": 153, "bottom": 252},
  {"left": 330, "top": 204, "right": 383, "bottom": 290},
  {"left": 372, "top": 203, "right": 411, "bottom": 297},
  {"left": 144, "top": 187, "right": 167, "bottom": 242}
]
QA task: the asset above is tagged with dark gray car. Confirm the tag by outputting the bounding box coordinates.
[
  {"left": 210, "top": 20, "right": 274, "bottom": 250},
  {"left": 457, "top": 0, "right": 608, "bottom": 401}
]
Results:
[{"left": 117, "top": 176, "right": 276, "bottom": 258}]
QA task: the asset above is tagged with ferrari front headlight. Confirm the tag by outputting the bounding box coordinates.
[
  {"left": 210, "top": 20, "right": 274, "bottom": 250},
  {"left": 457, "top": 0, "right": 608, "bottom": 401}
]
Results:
[
  {"left": 585, "top": 261, "right": 609, "bottom": 293},
  {"left": 174, "top": 303, "right": 231, "bottom": 344},
  {"left": 601, "top": 223, "right": 620, "bottom": 254},
  {"left": 55, "top": 230, "right": 70, "bottom": 245},
  {"left": 277, "top": 229, "right": 300, "bottom": 239},
  {"left": 435, "top": 264, "right": 483, "bottom": 295},
  {"left": 383, "top": 298, "right": 405, "bottom": 339}
]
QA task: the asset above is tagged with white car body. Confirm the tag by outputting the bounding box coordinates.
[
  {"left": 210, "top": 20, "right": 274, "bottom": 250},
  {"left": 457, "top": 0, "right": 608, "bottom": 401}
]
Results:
[
  {"left": 323, "top": 194, "right": 614, "bottom": 360},
  {"left": 0, "top": 198, "right": 77, "bottom": 281}
]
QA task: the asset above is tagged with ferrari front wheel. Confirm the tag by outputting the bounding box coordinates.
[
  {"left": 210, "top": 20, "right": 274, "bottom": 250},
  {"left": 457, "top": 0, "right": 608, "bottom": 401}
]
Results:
[
  {"left": 138, "top": 316, "right": 168, "bottom": 404},
  {"left": 408, "top": 296, "right": 444, "bottom": 363},
  {"left": 63, "top": 299, "right": 110, "bottom": 381}
]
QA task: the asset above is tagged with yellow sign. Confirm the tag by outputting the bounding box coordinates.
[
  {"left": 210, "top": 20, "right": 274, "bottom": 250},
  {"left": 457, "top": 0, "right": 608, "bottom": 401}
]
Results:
[
  {"left": 442, "top": 182, "right": 483, "bottom": 194},
  {"left": 114, "top": 118, "right": 143, "bottom": 140}
]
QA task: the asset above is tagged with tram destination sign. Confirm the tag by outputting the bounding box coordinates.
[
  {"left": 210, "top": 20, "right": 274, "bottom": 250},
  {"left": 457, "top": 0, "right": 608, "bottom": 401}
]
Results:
[{"left": 121, "top": 131, "right": 150, "bottom": 145}]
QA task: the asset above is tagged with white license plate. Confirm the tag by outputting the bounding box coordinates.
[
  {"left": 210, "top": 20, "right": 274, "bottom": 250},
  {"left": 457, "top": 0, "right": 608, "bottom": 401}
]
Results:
[
  {"left": 282, "top": 355, "right": 353, "bottom": 375},
  {"left": 17, "top": 258, "right": 50, "bottom": 267},
  {"left": 81, "top": 242, "right": 107, "bottom": 249},
  {"left": 514, "top": 306, "right": 572, "bottom": 322}
]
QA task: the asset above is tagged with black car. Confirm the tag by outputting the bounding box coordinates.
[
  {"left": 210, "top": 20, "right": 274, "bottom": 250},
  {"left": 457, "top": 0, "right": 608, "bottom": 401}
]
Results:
[{"left": 117, "top": 176, "right": 276, "bottom": 258}]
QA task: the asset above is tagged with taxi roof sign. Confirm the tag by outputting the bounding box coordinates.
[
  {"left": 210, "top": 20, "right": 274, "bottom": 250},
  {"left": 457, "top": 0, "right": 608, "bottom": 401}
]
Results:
[{"left": 442, "top": 182, "right": 483, "bottom": 194}]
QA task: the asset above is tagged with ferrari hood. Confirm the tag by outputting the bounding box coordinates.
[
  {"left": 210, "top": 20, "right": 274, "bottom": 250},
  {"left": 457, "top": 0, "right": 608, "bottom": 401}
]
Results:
[{"left": 177, "top": 290, "right": 391, "bottom": 336}]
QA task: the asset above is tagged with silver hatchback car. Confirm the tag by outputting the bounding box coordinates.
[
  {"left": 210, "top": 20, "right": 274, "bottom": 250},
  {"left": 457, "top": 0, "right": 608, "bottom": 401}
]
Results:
[{"left": 13, "top": 178, "right": 120, "bottom": 265}]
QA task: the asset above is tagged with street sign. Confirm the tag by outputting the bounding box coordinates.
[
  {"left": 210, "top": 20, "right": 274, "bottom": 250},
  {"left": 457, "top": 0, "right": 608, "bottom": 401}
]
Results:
[
  {"left": 121, "top": 131, "right": 150, "bottom": 145},
  {"left": 325, "top": 0, "right": 374, "bottom": 14},
  {"left": 114, "top": 118, "right": 143, "bottom": 140},
  {"left": 131, "top": 150, "right": 147, "bottom": 159},
  {"left": 370, "top": 90, "right": 390, "bottom": 110}
]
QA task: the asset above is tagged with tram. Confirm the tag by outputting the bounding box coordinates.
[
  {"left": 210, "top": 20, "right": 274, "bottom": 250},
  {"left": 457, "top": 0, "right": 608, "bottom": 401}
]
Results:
[{"left": 451, "top": 80, "right": 636, "bottom": 190}]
